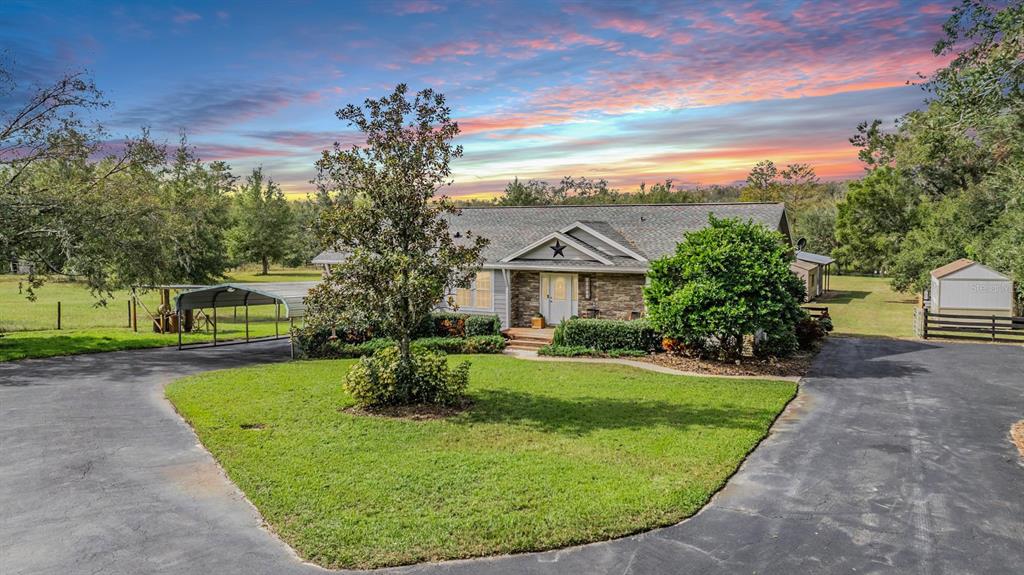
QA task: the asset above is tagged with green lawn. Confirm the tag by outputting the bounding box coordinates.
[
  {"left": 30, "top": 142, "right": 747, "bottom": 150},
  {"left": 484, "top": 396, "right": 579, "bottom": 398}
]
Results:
[
  {"left": 0, "top": 266, "right": 319, "bottom": 361},
  {"left": 819, "top": 274, "right": 918, "bottom": 339},
  {"left": 166, "top": 355, "right": 796, "bottom": 569}
]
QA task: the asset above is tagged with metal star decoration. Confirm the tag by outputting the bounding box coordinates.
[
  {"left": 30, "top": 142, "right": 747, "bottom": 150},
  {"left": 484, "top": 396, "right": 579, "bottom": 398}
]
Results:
[{"left": 550, "top": 240, "right": 566, "bottom": 257}]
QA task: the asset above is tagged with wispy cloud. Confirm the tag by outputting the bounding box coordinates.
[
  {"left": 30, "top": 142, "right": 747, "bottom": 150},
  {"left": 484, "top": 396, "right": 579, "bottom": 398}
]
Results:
[
  {"left": 393, "top": 0, "right": 445, "bottom": 16},
  {"left": 114, "top": 83, "right": 300, "bottom": 133},
  {"left": 172, "top": 10, "right": 201, "bottom": 24}
]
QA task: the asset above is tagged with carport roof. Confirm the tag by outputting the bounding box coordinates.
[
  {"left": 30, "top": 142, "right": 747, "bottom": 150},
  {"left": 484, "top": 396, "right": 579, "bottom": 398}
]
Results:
[{"left": 174, "top": 282, "right": 319, "bottom": 319}]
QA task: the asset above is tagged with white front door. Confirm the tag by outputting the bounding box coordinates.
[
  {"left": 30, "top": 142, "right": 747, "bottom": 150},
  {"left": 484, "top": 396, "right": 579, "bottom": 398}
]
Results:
[{"left": 541, "top": 273, "right": 574, "bottom": 325}]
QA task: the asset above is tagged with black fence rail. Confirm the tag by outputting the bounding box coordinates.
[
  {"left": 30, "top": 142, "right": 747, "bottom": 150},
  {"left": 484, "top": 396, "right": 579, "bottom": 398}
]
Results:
[
  {"left": 802, "top": 305, "right": 829, "bottom": 320},
  {"left": 922, "top": 309, "right": 1024, "bottom": 343}
]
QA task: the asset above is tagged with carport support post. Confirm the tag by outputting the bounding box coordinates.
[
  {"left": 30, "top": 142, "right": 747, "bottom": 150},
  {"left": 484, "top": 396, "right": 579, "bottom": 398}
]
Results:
[
  {"left": 275, "top": 302, "right": 280, "bottom": 339},
  {"left": 177, "top": 309, "right": 183, "bottom": 350},
  {"left": 212, "top": 305, "right": 218, "bottom": 346},
  {"left": 243, "top": 292, "right": 251, "bottom": 343}
]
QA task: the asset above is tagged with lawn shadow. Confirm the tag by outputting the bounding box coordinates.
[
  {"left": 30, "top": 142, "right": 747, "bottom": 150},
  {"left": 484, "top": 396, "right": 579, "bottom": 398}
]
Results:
[
  {"left": 459, "top": 388, "right": 781, "bottom": 437},
  {"left": 819, "top": 290, "right": 871, "bottom": 304}
]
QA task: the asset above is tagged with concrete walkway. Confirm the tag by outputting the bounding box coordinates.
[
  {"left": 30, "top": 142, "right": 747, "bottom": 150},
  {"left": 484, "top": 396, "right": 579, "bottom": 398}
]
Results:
[{"left": 2, "top": 338, "right": 1022, "bottom": 574}]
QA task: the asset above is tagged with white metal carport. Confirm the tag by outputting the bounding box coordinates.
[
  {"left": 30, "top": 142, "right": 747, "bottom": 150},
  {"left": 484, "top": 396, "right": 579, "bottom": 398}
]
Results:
[{"left": 174, "top": 281, "right": 318, "bottom": 352}]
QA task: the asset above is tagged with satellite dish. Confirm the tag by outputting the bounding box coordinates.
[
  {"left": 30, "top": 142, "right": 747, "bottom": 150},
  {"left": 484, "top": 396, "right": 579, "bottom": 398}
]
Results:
[{"left": 796, "top": 237, "right": 807, "bottom": 251}]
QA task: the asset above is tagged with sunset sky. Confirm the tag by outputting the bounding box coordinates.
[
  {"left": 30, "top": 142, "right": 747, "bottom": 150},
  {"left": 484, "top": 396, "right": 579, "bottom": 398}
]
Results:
[{"left": 3, "top": 0, "right": 954, "bottom": 198}]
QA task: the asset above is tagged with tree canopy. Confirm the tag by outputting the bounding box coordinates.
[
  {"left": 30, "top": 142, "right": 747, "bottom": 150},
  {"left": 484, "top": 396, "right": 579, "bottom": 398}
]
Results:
[
  {"left": 227, "top": 167, "right": 294, "bottom": 275},
  {"left": 1, "top": 62, "right": 234, "bottom": 301},
  {"left": 305, "top": 84, "right": 487, "bottom": 367},
  {"left": 643, "top": 216, "right": 806, "bottom": 360},
  {"left": 836, "top": 0, "right": 1023, "bottom": 304}
]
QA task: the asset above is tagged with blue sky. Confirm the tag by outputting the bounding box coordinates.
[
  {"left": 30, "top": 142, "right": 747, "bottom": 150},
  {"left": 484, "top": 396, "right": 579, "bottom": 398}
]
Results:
[{"left": 2, "top": 0, "right": 953, "bottom": 197}]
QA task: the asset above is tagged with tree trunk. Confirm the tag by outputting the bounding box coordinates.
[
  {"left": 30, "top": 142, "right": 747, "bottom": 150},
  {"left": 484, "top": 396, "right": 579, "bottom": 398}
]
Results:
[{"left": 261, "top": 255, "right": 269, "bottom": 275}]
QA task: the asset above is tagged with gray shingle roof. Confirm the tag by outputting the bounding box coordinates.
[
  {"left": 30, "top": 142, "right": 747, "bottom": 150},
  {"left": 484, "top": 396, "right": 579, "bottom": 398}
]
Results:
[
  {"left": 455, "top": 203, "right": 787, "bottom": 265},
  {"left": 313, "top": 203, "right": 789, "bottom": 270}
]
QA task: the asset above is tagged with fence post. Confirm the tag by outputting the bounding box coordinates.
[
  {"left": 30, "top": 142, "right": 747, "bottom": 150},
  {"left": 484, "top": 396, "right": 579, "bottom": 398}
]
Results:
[
  {"left": 992, "top": 315, "right": 996, "bottom": 341},
  {"left": 922, "top": 308, "right": 929, "bottom": 339},
  {"left": 127, "top": 301, "right": 132, "bottom": 327},
  {"left": 57, "top": 301, "right": 61, "bottom": 330}
]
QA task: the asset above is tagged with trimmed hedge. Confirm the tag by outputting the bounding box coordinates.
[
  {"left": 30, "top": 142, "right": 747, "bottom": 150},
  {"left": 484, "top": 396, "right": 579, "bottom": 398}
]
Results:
[
  {"left": 557, "top": 318, "right": 660, "bottom": 352},
  {"left": 302, "top": 335, "right": 505, "bottom": 359},
  {"left": 412, "top": 335, "right": 506, "bottom": 354},
  {"left": 295, "top": 311, "right": 502, "bottom": 358},
  {"left": 417, "top": 312, "right": 502, "bottom": 338},
  {"left": 538, "top": 344, "right": 647, "bottom": 358},
  {"left": 465, "top": 314, "right": 502, "bottom": 337}
]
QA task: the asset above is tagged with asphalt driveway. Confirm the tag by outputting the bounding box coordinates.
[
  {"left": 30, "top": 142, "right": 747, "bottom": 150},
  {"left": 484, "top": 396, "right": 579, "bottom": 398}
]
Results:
[{"left": 1, "top": 338, "right": 1022, "bottom": 574}]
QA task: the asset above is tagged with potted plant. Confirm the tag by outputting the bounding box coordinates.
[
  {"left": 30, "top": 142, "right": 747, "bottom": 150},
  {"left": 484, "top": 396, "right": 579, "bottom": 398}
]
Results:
[{"left": 531, "top": 312, "right": 545, "bottom": 329}]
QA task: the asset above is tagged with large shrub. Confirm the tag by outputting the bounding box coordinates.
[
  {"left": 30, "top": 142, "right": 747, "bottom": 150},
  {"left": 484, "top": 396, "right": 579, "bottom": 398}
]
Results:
[
  {"left": 558, "top": 318, "right": 660, "bottom": 352},
  {"left": 465, "top": 314, "right": 501, "bottom": 336},
  {"left": 344, "top": 346, "right": 469, "bottom": 408},
  {"left": 644, "top": 216, "right": 806, "bottom": 360}
]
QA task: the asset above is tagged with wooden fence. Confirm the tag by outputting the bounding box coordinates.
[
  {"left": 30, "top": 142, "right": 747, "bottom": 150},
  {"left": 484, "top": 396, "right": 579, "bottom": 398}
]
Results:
[{"left": 921, "top": 309, "right": 1024, "bottom": 343}]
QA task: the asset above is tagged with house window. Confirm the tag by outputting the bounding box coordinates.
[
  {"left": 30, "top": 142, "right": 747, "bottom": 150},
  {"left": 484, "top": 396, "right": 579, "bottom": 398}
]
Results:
[{"left": 454, "top": 271, "right": 493, "bottom": 310}]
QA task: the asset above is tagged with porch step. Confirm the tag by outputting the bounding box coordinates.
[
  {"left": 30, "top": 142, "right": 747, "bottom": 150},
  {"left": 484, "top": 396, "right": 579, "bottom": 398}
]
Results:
[
  {"left": 503, "top": 327, "right": 554, "bottom": 351},
  {"left": 506, "top": 339, "right": 549, "bottom": 351}
]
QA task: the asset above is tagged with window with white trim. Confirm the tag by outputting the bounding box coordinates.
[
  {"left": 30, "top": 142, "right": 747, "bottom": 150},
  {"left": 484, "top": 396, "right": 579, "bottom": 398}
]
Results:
[{"left": 454, "top": 271, "right": 493, "bottom": 310}]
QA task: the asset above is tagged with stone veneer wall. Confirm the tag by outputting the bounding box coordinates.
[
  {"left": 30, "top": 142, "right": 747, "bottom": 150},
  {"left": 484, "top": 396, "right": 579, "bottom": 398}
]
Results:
[
  {"left": 578, "top": 273, "right": 646, "bottom": 320},
  {"left": 508, "top": 271, "right": 647, "bottom": 326},
  {"left": 509, "top": 271, "right": 541, "bottom": 327}
]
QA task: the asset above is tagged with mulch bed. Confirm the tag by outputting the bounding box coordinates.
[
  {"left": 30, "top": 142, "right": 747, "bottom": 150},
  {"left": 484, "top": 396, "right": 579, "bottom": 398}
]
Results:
[
  {"left": 340, "top": 399, "right": 473, "bottom": 421},
  {"left": 636, "top": 350, "right": 815, "bottom": 378},
  {"left": 1011, "top": 421, "right": 1024, "bottom": 458}
]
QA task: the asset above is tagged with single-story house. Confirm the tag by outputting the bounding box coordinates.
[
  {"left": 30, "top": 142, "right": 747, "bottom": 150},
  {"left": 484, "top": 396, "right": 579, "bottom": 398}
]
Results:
[
  {"left": 790, "top": 250, "right": 835, "bottom": 301},
  {"left": 927, "top": 258, "right": 1016, "bottom": 316},
  {"left": 312, "top": 202, "right": 791, "bottom": 329}
]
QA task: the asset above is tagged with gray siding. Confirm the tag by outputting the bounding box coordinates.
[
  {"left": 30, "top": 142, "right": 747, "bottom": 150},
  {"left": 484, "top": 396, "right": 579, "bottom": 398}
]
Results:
[{"left": 436, "top": 269, "right": 510, "bottom": 328}]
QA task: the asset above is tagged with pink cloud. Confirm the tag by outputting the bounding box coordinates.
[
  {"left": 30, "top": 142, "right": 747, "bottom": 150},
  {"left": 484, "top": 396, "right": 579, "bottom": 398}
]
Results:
[
  {"left": 594, "top": 15, "right": 665, "bottom": 38},
  {"left": 411, "top": 40, "right": 480, "bottom": 63},
  {"left": 918, "top": 4, "right": 950, "bottom": 16},
  {"left": 192, "top": 144, "right": 290, "bottom": 161}
]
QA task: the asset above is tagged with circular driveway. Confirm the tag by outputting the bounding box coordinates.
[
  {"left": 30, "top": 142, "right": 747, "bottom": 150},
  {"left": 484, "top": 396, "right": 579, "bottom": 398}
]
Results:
[{"left": 1, "top": 338, "right": 1022, "bottom": 574}]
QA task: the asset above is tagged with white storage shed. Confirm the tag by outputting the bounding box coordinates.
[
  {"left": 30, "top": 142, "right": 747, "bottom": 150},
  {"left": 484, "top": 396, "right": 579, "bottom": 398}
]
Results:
[{"left": 928, "top": 259, "right": 1015, "bottom": 316}]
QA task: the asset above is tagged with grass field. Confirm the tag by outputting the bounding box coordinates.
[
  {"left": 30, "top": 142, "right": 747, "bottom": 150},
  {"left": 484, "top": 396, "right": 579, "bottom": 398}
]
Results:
[
  {"left": 0, "top": 266, "right": 321, "bottom": 332},
  {"left": 0, "top": 266, "right": 320, "bottom": 361},
  {"left": 818, "top": 275, "right": 918, "bottom": 339},
  {"left": 167, "top": 355, "right": 796, "bottom": 569}
]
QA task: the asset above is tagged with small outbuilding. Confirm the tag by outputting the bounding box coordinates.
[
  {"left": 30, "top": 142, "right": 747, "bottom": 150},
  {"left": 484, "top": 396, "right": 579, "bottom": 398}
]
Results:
[
  {"left": 928, "top": 259, "right": 1015, "bottom": 316},
  {"left": 790, "top": 251, "right": 835, "bottom": 301}
]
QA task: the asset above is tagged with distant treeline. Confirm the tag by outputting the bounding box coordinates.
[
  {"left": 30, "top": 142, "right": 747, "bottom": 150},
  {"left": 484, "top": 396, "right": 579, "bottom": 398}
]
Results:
[{"left": 456, "top": 169, "right": 849, "bottom": 261}]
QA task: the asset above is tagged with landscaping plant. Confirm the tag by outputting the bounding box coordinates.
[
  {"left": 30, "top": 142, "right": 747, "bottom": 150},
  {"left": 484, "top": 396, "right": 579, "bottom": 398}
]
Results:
[
  {"left": 344, "top": 346, "right": 469, "bottom": 408},
  {"left": 556, "top": 318, "right": 660, "bottom": 352},
  {"left": 644, "top": 216, "right": 806, "bottom": 360},
  {"left": 303, "top": 85, "right": 487, "bottom": 406}
]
